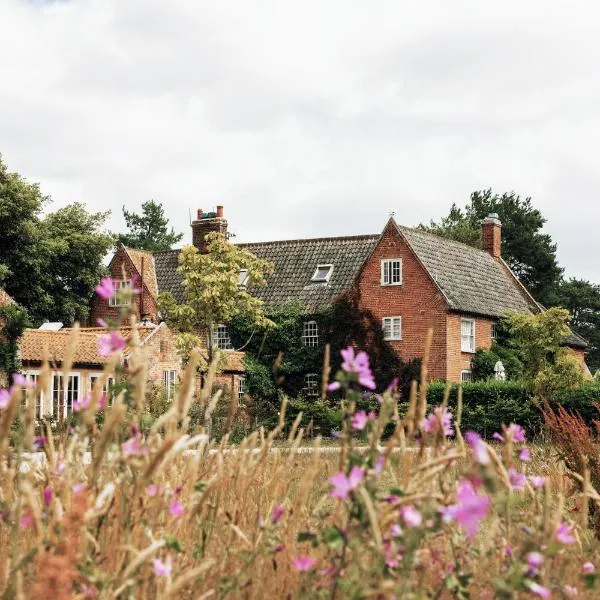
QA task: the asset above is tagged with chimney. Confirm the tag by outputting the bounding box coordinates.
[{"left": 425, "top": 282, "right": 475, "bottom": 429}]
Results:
[
  {"left": 191, "top": 206, "right": 228, "bottom": 253},
  {"left": 482, "top": 213, "right": 502, "bottom": 259}
]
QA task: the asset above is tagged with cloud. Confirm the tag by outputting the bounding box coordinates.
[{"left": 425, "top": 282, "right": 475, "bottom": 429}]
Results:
[{"left": 1, "top": 0, "right": 599, "bottom": 280}]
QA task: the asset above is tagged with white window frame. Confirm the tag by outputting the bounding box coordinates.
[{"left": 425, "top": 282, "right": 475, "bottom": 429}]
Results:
[
  {"left": 311, "top": 264, "right": 333, "bottom": 283},
  {"left": 49, "top": 372, "right": 81, "bottom": 420},
  {"left": 108, "top": 280, "right": 131, "bottom": 307},
  {"left": 303, "top": 373, "right": 319, "bottom": 398},
  {"left": 461, "top": 370, "right": 473, "bottom": 383},
  {"left": 380, "top": 259, "right": 403, "bottom": 286},
  {"left": 163, "top": 370, "right": 177, "bottom": 401},
  {"left": 491, "top": 321, "right": 498, "bottom": 340},
  {"left": 238, "top": 269, "right": 249, "bottom": 289},
  {"left": 382, "top": 316, "right": 402, "bottom": 341},
  {"left": 302, "top": 320, "right": 319, "bottom": 347},
  {"left": 89, "top": 375, "right": 115, "bottom": 407},
  {"left": 212, "top": 324, "right": 233, "bottom": 350},
  {"left": 237, "top": 375, "right": 246, "bottom": 400},
  {"left": 461, "top": 318, "right": 476, "bottom": 353},
  {"left": 24, "top": 371, "right": 43, "bottom": 419}
]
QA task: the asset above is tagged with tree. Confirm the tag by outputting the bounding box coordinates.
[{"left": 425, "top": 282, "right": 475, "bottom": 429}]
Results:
[
  {"left": 555, "top": 278, "right": 600, "bottom": 372},
  {"left": 157, "top": 232, "right": 274, "bottom": 362},
  {"left": 117, "top": 200, "right": 183, "bottom": 251},
  {"left": 0, "top": 155, "right": 113, "bottom": 325},
  {"left": 420, "top": 190, "right": 563, "bottom": 305}
]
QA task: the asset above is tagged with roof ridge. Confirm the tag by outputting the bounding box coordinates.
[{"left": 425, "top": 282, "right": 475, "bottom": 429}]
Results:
[
  {"left": 399, "top": 225, "right": 489, "bottom": 255},
  {"left": 238, "top": 233, "right": 380, "bottom": 247}
]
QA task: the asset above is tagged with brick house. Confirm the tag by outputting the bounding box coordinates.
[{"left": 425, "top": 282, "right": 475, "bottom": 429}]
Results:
[{"left": 91, "top": 206, "right": 587, "bottom": 387}]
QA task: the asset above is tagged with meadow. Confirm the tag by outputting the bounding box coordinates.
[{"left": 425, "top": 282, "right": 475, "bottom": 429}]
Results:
[{"left": 1, "top": 331, "right": 600, "bottom": 599}]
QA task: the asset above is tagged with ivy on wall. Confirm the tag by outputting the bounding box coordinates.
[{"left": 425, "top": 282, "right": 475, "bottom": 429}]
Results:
[{"left": 0, "top": 304, "right": 29, "bottom": 382}]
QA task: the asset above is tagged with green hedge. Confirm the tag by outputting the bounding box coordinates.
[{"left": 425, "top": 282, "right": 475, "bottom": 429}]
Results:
[{"left": 268, "top": 381, "right": 600, "bottom": 440}]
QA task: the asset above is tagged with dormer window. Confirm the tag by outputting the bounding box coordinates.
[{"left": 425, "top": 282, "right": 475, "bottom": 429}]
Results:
[
  {"left": 238, "top": 269, "right": 249, "bottom": 288},
  {"left": 109, "top": 280, "right": 131, "bottom": 307},
  {"left": 311, "top": 264, "right": 333, "bottom": 283}
]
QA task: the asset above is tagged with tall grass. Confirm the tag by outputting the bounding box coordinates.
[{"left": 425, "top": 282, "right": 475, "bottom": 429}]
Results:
[{"left": 1, "top": 330, "right": 600, "bottom": 598}]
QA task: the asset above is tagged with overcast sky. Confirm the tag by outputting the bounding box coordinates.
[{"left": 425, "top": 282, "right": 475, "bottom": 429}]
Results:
[{"left": 1, "top": 0, "right": 599, "bottom": 281}]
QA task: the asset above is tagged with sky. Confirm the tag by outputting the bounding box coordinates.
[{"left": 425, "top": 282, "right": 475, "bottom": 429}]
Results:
[{"left": 1, "top": 0, "right": 599, "bottom": 281}]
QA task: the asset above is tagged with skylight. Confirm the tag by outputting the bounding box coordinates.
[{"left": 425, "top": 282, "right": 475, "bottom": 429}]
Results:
[{"left": 311, "top": 264, "right": 333, "bottom": 283}]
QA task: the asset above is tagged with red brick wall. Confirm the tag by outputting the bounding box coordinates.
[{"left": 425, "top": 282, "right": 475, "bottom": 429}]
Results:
[
  {"left": 446, "top": 314, "right": 495, "bottom": 382},
  {"left": 139, "top": 324, "right": 182, "bottom": 385},
  {"left": 89, "top": 248, "right": 158, "bottom": 325},
  {"left": 356, "top": 222, "right": 449, "bottom": 381}
]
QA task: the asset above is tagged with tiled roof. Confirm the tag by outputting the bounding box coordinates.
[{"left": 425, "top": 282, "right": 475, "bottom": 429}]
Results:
[
  {"left": 123, "top": 247, "right": 158, "bottom": 298},
  {"left": 397, "top": 225, "right": 537, "bottom": 318},
  {"left": 19, "top": 326, "right": 157, "bottom": 366},
  {"left": 154, "top": 249, "right": 183, "bottom": 302},
  {"left": 0, "top": 288, "right": 15, "bottom": 308}
]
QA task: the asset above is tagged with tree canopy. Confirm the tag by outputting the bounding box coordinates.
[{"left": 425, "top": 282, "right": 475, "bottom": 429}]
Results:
[
  {"left": 0, "top": 155, "right": 113, "bottom": 325},
  {"left": 117, "top": 199, "right": 183, "bottom": 251}
]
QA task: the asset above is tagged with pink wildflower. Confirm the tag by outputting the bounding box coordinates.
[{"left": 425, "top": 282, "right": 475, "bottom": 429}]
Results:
[
  {"left": 146, "top": 484, "right": 158, "bottom": 497},
  {"left": 441, "top": 479, "right": 491, "bottom": 539},
  {"left": 503, "top": 544, "right": 513, "bottom": 558},
  {"left": 327, "top": 381, "right": 341, "bottom": 392},
  {"left": 19, "top": 511, "right": 33, "bottom": 528},
  {"left": 401, "top": 505, "right": 422, "bottom": 528},
  {"left": 12, "top": 373, "right": 33, "bottom": 388},
  {"left": 96, "top": 318, "right": 108, "bottom": 328},
  {"left": 508, "top": 468, "right": 526, "bottom": 491},
  {"left": 529, "top": 476, "right": 546, "bottom": 488},
  {"left": 555, "top": 521, "right": 576, "bottom": 544},
  {"left": 374, "top": 455, "right": 385, "bottom": 476},
  {"left": 340, "top": 347, "right": 376, "bottom": 390},
  {"left": 528, "top": 582, "right": 550, "bottom": 598},
  {"left": 582, "top": 562, "right": 595, "bottom": 574},
  {"left": 292, "top": 555, "right": 318, "bottom": 571},
  {"left": 95, "top": 277, "right": 116, "bottom": 300},
  {"left": 563, "top": 585, "right": 578, "bottom": 598},
  {"left": 121, "top": 435, "right": 146, "bottom": 457},
  {"left": 81, "top": 584, "right": 98, "bottom": 598},
  {"left": 390, "top": 523, "right": 403, "bottom": 537},
  {"left": 54, "top": 461, "right": 65, "bottom": 476},
  {"left": 493, "top": 423, "right": 526, "bottom": 443},
  {"left": 464, "top": 431, "right": 490, "bottom": 465},
  {"left": 0, "top": 389, "right": 10, "bottom": 410},
  {"left": 271, "top": 504, "right": 285, "bottom": 524},
  {"left": 43, "top": 486, "right": 53, "bottom": 506},
  {"left": 72, "top": 483, "right": 86, "bottom": 494},
  {"left": 98, "top": 331, "right": 126, "bottom": 356},
  {"left": 73, "top": 393, "right": 90, "bottom": 412},
  {"left": 351, "top": 411, "right": 369, "bottom": 431},
  {"left": 526, "top": 551, "right": 544, "bottom": 571},
  {"left": 329, "top": 466, "right": 365, "bottom": 500},
  {"left": 169, "top": 499, "right": 185, "bottom": 517},
  {"left": 519, "top": 446, "right": 531, "bottom": 462},
  {"left": 97, "top": 394, "right": 107, "bottom": 411},
  {"left": 422, "top": 406, "right": 454, "bottom": 437},
  {"left": 152, "top": 557, "right": 172, "bottom": 577}
]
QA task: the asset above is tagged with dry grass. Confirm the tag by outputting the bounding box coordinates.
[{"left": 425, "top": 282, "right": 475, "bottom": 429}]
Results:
[{"left": 1, "top": 334, "right": 600, "bottom": 598}]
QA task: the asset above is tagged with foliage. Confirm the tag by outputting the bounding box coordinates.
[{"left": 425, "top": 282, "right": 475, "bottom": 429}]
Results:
[
  {"left": 158, "top": 232, "right": 274, "bottom": 361},
  {"left": 0, "top": 303, "right": 29, "bottom": 379},
  {"left": 117, "top": 199, "right": 183, "bottom": 251},
  {"left": 420, "top": 189, "right": 563, "bottom": 305},
  {"left": 0, "top": 156, "right": 113, "bottom": 325},
  {"left": 471, "top": 344, "right": 523, "bottom": 382}
]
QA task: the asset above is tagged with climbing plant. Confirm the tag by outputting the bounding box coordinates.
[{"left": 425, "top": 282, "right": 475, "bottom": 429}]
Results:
[{"left": 0, "top": 303, "right": 29, "bottom": 382}]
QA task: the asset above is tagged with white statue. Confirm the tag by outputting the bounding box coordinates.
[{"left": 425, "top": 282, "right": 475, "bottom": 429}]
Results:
[{"left": 494, "top": 360, "right": 506, "bottom": 381}]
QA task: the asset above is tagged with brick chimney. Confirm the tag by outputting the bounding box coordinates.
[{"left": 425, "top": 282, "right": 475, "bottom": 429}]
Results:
[
  {"left": 191, "top": 205, "right": 228, "bottom": 253},
  {"left": 482, "top": 213, "right": 502, "bottom": 259}
]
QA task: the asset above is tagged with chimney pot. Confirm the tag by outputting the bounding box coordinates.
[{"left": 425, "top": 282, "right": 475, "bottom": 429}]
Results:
[
  {"left": 196, "top": 209, "right": 203, "bottom": 220},
  {"left": 216, "top": 205, "right": 224, "bottom": 218}
]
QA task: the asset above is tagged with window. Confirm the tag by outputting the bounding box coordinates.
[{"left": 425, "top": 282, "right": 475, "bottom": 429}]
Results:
[
  {"left": 65, "top": 375, "right": 80, "bottom": 417},
  {"left": 238, "top": 269, "right": 249, "bottom": 288},
  {"left": 52, "top": 375, "right": 64, "bottom": 420},
  {"left": 311, "top": 264, "right": 333, "bottom": 283},
  {"left": 461, "top": 319, "right": 475, "bottom": 353},
  {"left": 90, "top": 375, "right": 115, "bottom": 407},
  {"left": 302, "top": 321, "right": 319, "bottom": 346},
  {"left": 237, "top": 375, "right": 246, "bottom": 400},
  {"left": 303, "top": 374, "right": 319, "bottom": 398},
  {"left": 163, "top": 370, "right": 177, "bottom": 401},
  {"left": 26, "top": 373, "right": 43, "bottom": 419},
  {"left": 212, "top": 325, "right": 233, "bottom": 350},
  {"left": 381, "top": 259, "right": 402, "bottom": 286},
  {"left": 461, "top": 370, "right": 473, "bottom": 383},
  {"left": 109, "top": 280, "right": 131, "bottom": 307},
  {"left": 382, "top": 316, "right": 402, "bottom": 341},
  {"left": 491, "top": 322, "right": 498, "bottom": 340}
]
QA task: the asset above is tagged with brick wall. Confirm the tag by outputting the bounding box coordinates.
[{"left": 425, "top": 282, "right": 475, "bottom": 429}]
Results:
[
  {"left": 89, "top": 247, "right": 158, "bottom": 325},
  {"left": 139, "top": 324, "right": 182, "bottom": 385},
  {"left": 356, "top": 222, "right": 449, "bottom": 381}
]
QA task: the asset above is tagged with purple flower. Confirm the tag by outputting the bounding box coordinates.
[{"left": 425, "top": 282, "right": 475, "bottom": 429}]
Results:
[
  {"left": 12, "top": 374, "right": 33, "bottom": 388},
  {"left": 73, "top": 394, "right": 90, "bottom": 412},
  {"left": 390, "top": 523, "right": 403, "bottom": 537},
  {"left": 292, "top": 556, "right": 318, "bottom": 572},
  {"left": 374, "top": 455, "right": 385, "bottom": 476},
  {"left": 441, "top": 479, "right": 491, "bottom": 539},
  {"left": 43, "top": 486, "right": 53, "bottom": 506},
  {"left": 583, "top": 562, "right": 595, "bottom": 574},
  {"left": 503, "top": 544, "right": 513, "bottom": 558},
  {"left": 34, "top": 435, "right": 46, "bottom": 449},
  {"left": 529, "top": 476, "right": 546, "bottom": 488},
  {"left": 526, "top": 551, "right": 544, "bottom": 571},
  {"left": 271, "top": 504, "right": 285, "bottom": 524},
  {"left": 146, "top": 484, "right": 158, "bottom": 497},
  {"left": 493, "top": 424, "right": 526, "bottom": 443},
  {"left": 508, "top": 468, "right": 526, "bottom": 491},
  {"left": 95, "top": 277, "right": 116, "bottom": 300},
  {"left": 327, "top": 381, "right": 341, "bottom": 392},
  {"left": 401, "top": 505, "right": 422, "bottom": 528},
  {"left": 351, "top": 411, "right": 369, "bottom": 431},
  {"left": 519, "top": 446, "right": 531, "bottom": 462},
  {"left": 153, "top": 557, "right": 172, "bottom": 577},
  {"left": 121, "top": 435, "right": 146, "bottom": 457},
  {"left": 19, "top": 511, "right": 33, "bottom": 528},
  {"left": 96, "top": 318, "right": 108, "bottom": 328},
  {"left": 169, "top": 499, "right": 185, "bottom": 517},
  {"left": 98, "top": 332, "right": 126, "bottom": 357},
  {"left": 555, "top": 521, "right": 576, "bottom": 544},
  {"left": 528, "top": 582, "right": 551, "bottom": 599},
  {"left": 340, "top": 347, "right": 376, "bottom": 390},
  {"left": 464, "top": 431, "right": 490, "bottom": 465},
  {"left": 422, "top": 406, "right": 454, "bottom": 437},
  {"left": 329, "top": 466, "right": 365, "bottom": 500},
  {"left": 0, "top": 390, "right": 10, "bottom": 410},
  {"left": 72, "top": 483, "right": 86, "bottom": 494}
]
